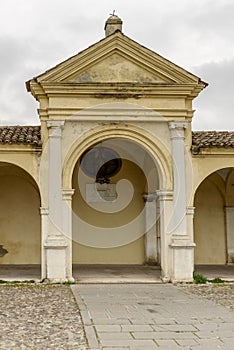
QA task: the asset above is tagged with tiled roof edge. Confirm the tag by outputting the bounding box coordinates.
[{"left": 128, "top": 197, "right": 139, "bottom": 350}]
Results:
[
  {"left": 192, "top": 131, "right": 234, "bottom": 153},
  {"left": 0, "top": 125, "right": 41, "bottom": 146}
]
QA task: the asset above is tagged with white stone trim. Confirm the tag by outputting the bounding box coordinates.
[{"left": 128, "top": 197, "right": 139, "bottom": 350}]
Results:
[
  {"left": 186, "top": 206, "right": 196, "bottom": 242},
  {"left": 156, "top": 189, "right": 173, "bottom": 282},
  {"left": 45, "top": 120, "right": 70, "bottom": 281},
  {"left": 225, "top": 207, "right": 234, "bottom": 264},
  {"left": 62, "top": 189, "right": 75, "bottom": 201},
  {"left": 156, "top": 189, "right": 173, "bottom": 201},
  {"left": 62, "top": 188, "right": 75, "bottom": 282},
  {"left": 168, "top": 121, "right": 188, "bottom": 236},
  {"left": 40, "top": 207, "right": 49, "bottom": 280},
  {"left": 168, "top": 121, "right": 188, "bottom": 140},
  {"left": 47, "top": 120, "right": 65, "bottom": 137},
  {"left": 143, "top": 193, "right": 158, "bottom": 265}
]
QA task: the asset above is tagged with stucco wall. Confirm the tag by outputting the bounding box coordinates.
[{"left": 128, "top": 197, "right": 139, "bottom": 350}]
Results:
[
  {"left": 194, "top": 173, "right": 226, "bottom": 264},
  {"left": 72, "top": 156, "right": 148, "bottom": 264},
  {"left": 0, "top": 164, "right": 41, "bottom": 264},
  {"left": 192, "top": 155, "right": 234, "bottom": 204}
]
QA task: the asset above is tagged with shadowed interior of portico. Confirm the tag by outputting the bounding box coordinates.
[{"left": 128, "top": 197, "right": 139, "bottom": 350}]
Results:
[{"left": 1, "top": 265, "right": 234, "bottom": 283}]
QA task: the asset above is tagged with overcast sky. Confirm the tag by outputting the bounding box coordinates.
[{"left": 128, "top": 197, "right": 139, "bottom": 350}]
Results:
[{"left": 0, "top": 0, "right": 233, "bottom": 130}]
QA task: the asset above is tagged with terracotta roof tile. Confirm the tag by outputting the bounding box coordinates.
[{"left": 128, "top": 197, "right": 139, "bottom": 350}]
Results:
[
  {"left": 0, "top": 126, "right": 41, "bottom": 146},
  {"left": 192, "top": 131, "right": 234, "bottom": 153}
]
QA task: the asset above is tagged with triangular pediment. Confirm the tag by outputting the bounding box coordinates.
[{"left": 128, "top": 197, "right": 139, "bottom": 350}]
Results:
[
  {"left": 30, "top": 32, "right": 206, "bottom": 87},
  {"left": 65, "top": 52, "right": 167, "bottom": 84}
]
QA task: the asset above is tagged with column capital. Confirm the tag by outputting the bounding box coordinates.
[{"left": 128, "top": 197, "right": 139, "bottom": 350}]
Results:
[
  {"left": 156, "top": 190, "right": 173, "bottom": 201},
  {"left": 47, "top": 120, "right": 65, "bottom": 138},
  {"left": 143, "top": 192, "right": 157, "bottom": 202},
  {"left": 186, "top": 206, "right": 195, "bottom": 215},
  {"left": 62, "top": 189, "right": 75, "bottom": 201},
  {"left": 40, "top": 207, "right": 49, "bottom": 215},
  {"left": 168, "top": 121, "right": 188, "bottom": 140}
]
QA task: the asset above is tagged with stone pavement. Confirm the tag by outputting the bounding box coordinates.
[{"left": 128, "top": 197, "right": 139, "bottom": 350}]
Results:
[
  {"left": 72, "top": 284, "right": 234, "bottom": 350},
  {"left": 73, "top": 265, "right": 161, "bottom": 283}
]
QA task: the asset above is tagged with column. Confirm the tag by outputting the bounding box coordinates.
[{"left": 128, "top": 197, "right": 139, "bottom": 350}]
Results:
[
  {"left": 225, "top": 207, "right": 234, "bottom": 263},
  {"left": 170, "top": 206, "right": 196, "bottom": 281},
  {"left": 40, "top": 207, "right": 49, "bottom": 280},
  {"left": 156, "top": 190, "right": 173, "bottom": 282},
  {"left": 168, "top": 121, "right": 195, "bottom": 282},
  {"left": 143, "top": 193, "right": 157, "bottom": 265},
  {"left": 168, "top": 121, "right": 188, "bottom": 235},
  {"left": 47, "top": 120, "right": 64, "bottom": 235},
  {"left": 187, "top": 206, "right": 196, "bottom": 241},
  {"left": 44, "top": 120, "right": 68, "bottom": 282},
  {"left": 62, "top": 189, "right": 75, "bottom": 282}
]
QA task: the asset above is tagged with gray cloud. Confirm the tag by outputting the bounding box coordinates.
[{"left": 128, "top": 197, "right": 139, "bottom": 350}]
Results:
[
  {"left": 192, "top": 59, "right": 234, "bottom": 130},
  {"left": 0, "top": 0, "right": 233, "bottom": 129}
]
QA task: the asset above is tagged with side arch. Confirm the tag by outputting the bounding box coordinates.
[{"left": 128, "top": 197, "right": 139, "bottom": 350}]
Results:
[
  {"left": 0, "top": 154, "right": 40, "bottom": 188},
  {"left": 193, "top": 162, "right": 234, "bottom": 200},
  {"left": 62, "top": 124, "right": 172, "bottom": 190},
  {"left": 193, "top": 170, "right": 228, "bottom": 265}
]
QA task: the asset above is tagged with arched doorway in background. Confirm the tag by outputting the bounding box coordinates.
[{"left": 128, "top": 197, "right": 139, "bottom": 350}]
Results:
[
  {"left": 71, "top": 138, "right": 160, "bottom": 265},
  {"left": 194, "top": 167, "right": 234, "bottom": 265},
  {"left": 0, "top": 162, "right": 41, "bottom": 266}
]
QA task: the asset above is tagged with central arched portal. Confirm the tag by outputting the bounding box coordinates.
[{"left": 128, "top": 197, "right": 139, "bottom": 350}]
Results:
[{"left": 72, "top": 138, "right": 161, "bottom": 266}]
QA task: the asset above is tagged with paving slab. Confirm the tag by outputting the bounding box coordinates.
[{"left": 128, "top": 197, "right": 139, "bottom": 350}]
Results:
[
  {"left": 72, "top": 284, "right": 234, "bottom": 349},
  {"left": 73, "top": 265, "right": 161, "bottom": 283}
]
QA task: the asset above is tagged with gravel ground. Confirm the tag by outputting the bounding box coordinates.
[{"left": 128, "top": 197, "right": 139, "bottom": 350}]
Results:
[
  {"left": 0, "top": 284, "right": 88, "bottom": 350},
  {"left": 180, "top": 283, "right": 234, "bottom": 310}
]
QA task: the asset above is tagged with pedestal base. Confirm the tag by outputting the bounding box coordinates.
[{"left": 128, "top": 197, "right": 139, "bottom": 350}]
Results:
[
  {"left": 44, "top": 238, "right": 72, "bottom": 282},
  {"left": 170, "top": 238, "right": 195, "bottom": 282}
]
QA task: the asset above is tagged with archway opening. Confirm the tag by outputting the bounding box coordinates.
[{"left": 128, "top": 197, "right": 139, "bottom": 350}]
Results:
[
  {"left": 71, "top": 138, "right": 161, "bottom": 267},
  {"left": 194, "top": 167, "right": 234, "bottom": 265},
  {"left": 0, "top": 162, "right": 41, "bottom": 277}
]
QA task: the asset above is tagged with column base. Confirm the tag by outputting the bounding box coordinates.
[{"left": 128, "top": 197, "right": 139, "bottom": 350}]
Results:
[
  {"left": 44, "top": 237, "right": 72, "bottom": 282},
  {"left": 227, "top": 251, "right": 234, "bottom": 264},
  {"left": 43, "top": 277, "right": 75, "bottom": 284},
  {"left": 170, "top": 238, "right": 195, "bottom": 283}
]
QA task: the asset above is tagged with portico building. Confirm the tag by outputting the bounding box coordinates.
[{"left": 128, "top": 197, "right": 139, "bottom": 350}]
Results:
[{"left": 0, "top": 16, "right": 233, "bottom": 282}]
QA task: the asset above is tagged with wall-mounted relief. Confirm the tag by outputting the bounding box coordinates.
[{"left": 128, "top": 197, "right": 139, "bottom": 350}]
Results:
[
  {"left": 0, "top": 245, "right": 8, "bottom": 257},
  {"left": 86, "top": 183, "right": 117, "bottom": 202},
  {"left": 81, "top": 145, "right": 122, "bottom": 203},
  {"left": 80, "top": 146, "right": 122, "bottom": 184}
]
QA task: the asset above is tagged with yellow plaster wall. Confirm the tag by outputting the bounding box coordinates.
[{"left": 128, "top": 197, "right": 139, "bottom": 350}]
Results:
[
  {"left": 0, "top": 147, "right": 40, "bottom": 186},
  {"left": 73, "top": 238, "right": 145, "bottom": 264},
  {"left": 72, "top": 157, "right": 147, "bottom": 264},
  {"left": 192, "top": 155, "right": 234, "bottom": 203},
  {"left": 0, "top": 164, "right": 41, "bottom": 264},
  {"left": 194, "top": 173, "right": 226, "bottom": 264}
]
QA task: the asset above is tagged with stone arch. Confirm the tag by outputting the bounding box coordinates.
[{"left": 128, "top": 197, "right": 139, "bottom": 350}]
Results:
[
  {"left": 193, "top": 164, "right": 234, "bottom": 197},
  {"left": 63, "top": 124, "right": 172, "bottom": 266},
  {"left": 63, "top": 124, "right": 172, "bottom": 190},
  {"left": 0, "top": 156, "right": 39, "bottom": 187},
  {"left": 0, "top": 162, "right": 41, "bottom": 265}
]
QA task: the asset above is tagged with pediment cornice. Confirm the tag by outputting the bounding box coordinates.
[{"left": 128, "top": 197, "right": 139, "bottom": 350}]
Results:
[{"left": 27, "top": 32, "right": 207, "bottom": 100}]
